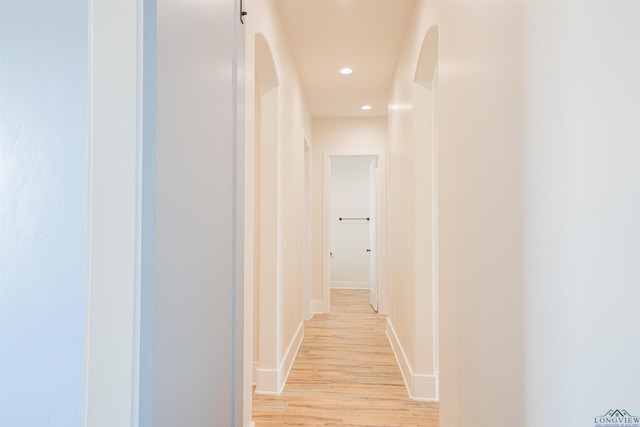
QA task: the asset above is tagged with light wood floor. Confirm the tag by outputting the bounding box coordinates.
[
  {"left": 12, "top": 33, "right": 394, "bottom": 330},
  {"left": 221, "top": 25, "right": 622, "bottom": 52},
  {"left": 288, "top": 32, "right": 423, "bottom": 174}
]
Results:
[{"left": 252, "top": 289, "right": 439, "bottom": 426}]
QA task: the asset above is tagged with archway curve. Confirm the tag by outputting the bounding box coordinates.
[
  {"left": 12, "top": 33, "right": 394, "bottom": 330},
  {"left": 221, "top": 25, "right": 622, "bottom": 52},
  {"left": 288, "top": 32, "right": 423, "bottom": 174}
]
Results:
[
  {"left": 414, "top": 26, "right": 439, "bottom": 85},
  {"left": 255, "top": 33, "right": 278, "bottom": 92}
]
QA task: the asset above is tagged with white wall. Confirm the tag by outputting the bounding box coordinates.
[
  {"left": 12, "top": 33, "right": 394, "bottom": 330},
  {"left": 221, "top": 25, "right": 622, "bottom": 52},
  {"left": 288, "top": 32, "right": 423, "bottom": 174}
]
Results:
[
  {"left": 390, "top": 0, "right": 525, "bottom": 420},
  {"left": 387, "top": 2, "right": 442, "bottom": 401},
  {"left": 390, "top": 0, "right": 640, "bottom": 425},
  {"left": 522, "top": 2, "right": 640, "bottom": 425},
  {"left": 437, "top": 3, "right": 525, "bottom": 422},
  {"left": 0, "top": 1, "right": 87, "bottom": 424},
  {"left": 330, "top": 156, "right": 373, "bottom": 289},
  {"left": 244, "top": 0, "right": 311, "bottom": 400},
  {"left": 153, "top": 1, "right": 242, "bottom": 425},
  {"left": 311, "top": 118, "right": 387, "bottom": 310}
]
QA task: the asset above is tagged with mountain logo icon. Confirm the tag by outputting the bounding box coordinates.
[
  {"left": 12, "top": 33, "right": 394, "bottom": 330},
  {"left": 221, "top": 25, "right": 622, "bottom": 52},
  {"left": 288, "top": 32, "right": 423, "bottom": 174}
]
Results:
[
  {"left": 600, "top": 409, "right": 637, "bottom": 418},
  {"left": 595, "top": 409, "right": 640, "bottom": 427}
]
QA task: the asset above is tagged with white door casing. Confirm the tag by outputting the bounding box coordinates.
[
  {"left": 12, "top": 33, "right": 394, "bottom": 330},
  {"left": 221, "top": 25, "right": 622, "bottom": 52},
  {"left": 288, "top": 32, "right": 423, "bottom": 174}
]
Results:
[
  {"left": 369, "top": 157, "right": 379, "bottom": 312},
  {"left": 322, "top": 149, "right": 387, "bottom": 314}
]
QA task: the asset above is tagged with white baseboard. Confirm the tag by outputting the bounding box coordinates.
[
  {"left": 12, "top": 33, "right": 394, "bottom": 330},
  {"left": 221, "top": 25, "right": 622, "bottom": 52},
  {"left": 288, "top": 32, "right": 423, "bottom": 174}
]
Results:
[
  {"left": 252, "top": 361, "right": 258, "bottom": 386},
  {"left": 279, "top": 321, "right": 304, "bottom": 393},
  {"left": 330, "top": 281, "right": 369, "bottom": 289},
  {"left": 311, "top": 299, "right": 329, "bottom": 315},
  {"left": 304, "top": 301, "right": 312, "bottom": 321},
  {"left": 385, "top": 318, "right": 439, "bottom": 401},
  {"left": 254, "top": 321, "right": 304, "bottom": 395},
  {"left": 378, "top": 298, "right": 389, "bottom": 315}
]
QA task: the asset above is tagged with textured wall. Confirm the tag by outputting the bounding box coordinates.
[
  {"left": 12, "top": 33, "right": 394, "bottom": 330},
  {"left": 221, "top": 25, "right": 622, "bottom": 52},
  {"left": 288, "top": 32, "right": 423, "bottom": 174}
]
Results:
[{"left": 0, "top": 0, "right": 87, "bottom": 425}]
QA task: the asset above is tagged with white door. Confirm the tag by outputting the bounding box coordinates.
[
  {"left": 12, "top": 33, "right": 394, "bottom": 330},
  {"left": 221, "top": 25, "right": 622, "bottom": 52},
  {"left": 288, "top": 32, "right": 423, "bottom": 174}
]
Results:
[{"left": 369, "top": 158, "right": 379, "bottom": 312}]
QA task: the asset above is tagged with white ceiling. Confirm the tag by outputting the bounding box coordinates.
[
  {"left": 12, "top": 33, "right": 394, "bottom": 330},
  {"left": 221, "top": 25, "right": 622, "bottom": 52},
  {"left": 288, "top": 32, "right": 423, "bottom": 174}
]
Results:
[{"left": 275, "top": 0, "right": 417, "bottom": 118}]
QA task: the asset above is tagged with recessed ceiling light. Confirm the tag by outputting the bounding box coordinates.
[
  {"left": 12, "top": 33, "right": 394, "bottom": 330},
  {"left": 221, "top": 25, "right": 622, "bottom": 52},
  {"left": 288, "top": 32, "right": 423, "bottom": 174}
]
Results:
[
  {"left": 340, "top": 67, "right": 353, "bottom": 75},
  {"left": 361, "top": 105, "right": 372, "bottom": 110}
]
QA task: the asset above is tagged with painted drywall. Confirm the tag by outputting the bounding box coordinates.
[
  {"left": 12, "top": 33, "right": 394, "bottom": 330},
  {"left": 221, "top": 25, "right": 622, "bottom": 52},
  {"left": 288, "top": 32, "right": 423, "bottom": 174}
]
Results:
[
  {"left": 330, "top": 156, "right": 373, "bottom": 288},
  {"left": 521, "top": 2, "right": 640, "bottom": 425},
  {"left": 153, "top": 0, "right": 242, "bottom": 425},
  {"left": 0, "top": 1, "right": 87, "bottom": 425},
  {"left": 387, "top": 9, "right": 440, "bottom": 400},
  {"left": 387, "top": 37, "right": 419, "bottom": 399},
  {"left": 243, "top": 0, "right": 311, "bottom": 401},
  {"left": 254, "top": 36, "right": 280, "bottom": 385},
  {"left": 391, "top": 0, "right": 640, "bottom": 425},
  {"left": 310, "top": 118, "right": 387, "bottom": 308},
  {"left": 389, "top": 0, "right": 525, "bottom": 418}
]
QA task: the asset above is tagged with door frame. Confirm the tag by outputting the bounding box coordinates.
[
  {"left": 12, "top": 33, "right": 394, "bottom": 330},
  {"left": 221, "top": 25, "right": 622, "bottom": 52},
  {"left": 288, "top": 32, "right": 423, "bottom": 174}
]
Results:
[
  {"left": 368, "top": 157, "right": 379, "bottom": 312},
  {"left": 322, "top": 149, "right": 387, "bottom": 314},
  {"left": 303, "top": 138, "right": 313, "bottom": 320}
]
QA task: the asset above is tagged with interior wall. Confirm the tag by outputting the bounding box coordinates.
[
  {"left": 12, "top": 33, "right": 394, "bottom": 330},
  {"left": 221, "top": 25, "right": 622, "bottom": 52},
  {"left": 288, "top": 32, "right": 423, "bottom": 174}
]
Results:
[
  {"left": 310, "top": 118, "right": 387, "bottom": 310},
  {"left": 522, "top": 2, "right": 640, "bottom": 425},
  {"left": 392, "top": 1, "right": 640, "bottom": 426},
  {"left": 387, "top": 34, "right": 417, "bottom": 400},
  {"left": 255, "top": 48, "right": 280, "bottom": 385},
  {"left": 244, "top": 0, "right": 311, "bottom": 400},
  {"left": 412, "top": 80, "right": 436, "bottom": 380},
  {"left": 330, "top": 156, "right": 374, "bottom": 289},
  {"left": 0, "top": 1, "right": 87, "bottom": 424},
  {"left": 154, "top": 0, "right": 241, "bottom": 424},
  {"left": 387, "top": 14, "right": 440, "bottom": 402},
  {"left": 389, "top": 0, "right": 525, "bottom": 420}
]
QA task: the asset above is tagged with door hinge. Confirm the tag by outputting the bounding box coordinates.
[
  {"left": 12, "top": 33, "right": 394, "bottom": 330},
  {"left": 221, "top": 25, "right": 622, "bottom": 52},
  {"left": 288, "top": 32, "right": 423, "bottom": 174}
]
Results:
[{"left": 240, "top": 0, "right": 248, "bottom": 24}]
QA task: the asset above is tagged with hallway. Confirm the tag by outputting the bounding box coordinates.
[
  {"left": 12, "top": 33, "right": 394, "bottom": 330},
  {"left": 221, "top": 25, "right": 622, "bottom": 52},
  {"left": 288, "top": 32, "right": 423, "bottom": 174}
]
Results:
[
  {"left": 4, "top": 1, "right": 640, "bottom": 425},
  {"left": 252, "top": 289, "right": 439, "bottom": 426}
]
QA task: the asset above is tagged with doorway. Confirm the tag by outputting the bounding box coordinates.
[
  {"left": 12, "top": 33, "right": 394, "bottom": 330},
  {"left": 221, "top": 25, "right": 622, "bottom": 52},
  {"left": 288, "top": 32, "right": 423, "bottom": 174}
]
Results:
[
  {"left": 252, "top": 33, "right": 280, "bottom": 394},
  {"left": 303, "top": 139, "right": 312, "bottom": 320},
  {"left": 323, "top": 151, "right": 387, "bottom": 314},
  {"left": 413, "top": 25, "right": 440, "bottom": 399}
]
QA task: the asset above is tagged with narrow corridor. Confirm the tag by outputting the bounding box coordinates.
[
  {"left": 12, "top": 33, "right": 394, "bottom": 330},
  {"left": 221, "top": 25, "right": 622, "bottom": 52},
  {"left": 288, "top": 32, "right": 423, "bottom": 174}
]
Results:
[{"left": 252, "top": 289, "right": 439, "bottom": 426}]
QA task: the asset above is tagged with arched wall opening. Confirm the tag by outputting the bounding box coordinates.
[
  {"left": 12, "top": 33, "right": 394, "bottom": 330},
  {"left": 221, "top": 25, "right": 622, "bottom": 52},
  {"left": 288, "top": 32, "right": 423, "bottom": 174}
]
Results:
[
  {"left": 303, "top": 139, "right": 312, "bottom": 321},
  {"left": 412, "top": 25, "right": 439, "bottom": 400},
  {"left": 253, "top": 33, "right": 282, "bottom": 394}
]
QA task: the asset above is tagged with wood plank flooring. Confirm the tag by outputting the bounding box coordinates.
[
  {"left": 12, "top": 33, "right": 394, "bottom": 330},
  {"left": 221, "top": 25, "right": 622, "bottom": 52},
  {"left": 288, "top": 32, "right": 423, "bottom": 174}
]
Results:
[{"left": 252, "top": 289, "right": 439, "bottom": 426}]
